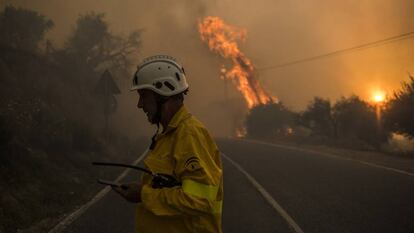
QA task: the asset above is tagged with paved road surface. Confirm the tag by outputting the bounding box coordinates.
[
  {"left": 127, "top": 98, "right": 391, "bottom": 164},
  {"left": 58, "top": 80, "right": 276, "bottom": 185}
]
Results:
[{"left": 59, "top": 139, "right": 414, "bottom": 233}]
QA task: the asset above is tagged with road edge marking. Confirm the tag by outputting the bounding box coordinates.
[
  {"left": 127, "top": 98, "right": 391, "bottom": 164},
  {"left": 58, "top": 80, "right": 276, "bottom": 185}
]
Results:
[
  {"left": 222, "top": 153, "right": 305, "bottom": 233},
  {"left": 48, "top": 149, "right": 149, "bottom": 233},
  {"left": 241, "top": 139, "right": 414, "bottom": 178}
]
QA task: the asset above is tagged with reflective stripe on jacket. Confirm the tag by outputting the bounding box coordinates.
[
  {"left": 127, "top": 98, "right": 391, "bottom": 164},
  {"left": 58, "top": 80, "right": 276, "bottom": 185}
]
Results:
[{"left": 136, "top": 106, "right": 223, "bottom": 233}]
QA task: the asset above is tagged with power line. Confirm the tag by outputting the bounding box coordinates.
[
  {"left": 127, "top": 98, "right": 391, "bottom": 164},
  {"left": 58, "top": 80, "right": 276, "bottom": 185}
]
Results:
[{"left": 258, "top": 31, "right": 414, "bottom": 71}]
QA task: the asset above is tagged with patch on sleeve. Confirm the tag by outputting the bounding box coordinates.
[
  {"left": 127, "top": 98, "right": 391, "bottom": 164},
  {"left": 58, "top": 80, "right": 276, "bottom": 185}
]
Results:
[{"left": 184, "top": 156, "right": 202, "bottom": 171}]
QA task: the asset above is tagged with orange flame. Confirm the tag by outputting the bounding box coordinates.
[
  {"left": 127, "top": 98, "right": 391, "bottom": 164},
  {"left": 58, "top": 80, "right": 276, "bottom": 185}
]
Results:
[
  {"left": 235, "top": 126, "right": 247, "bottom": 138},
  {"left": 198, "top": 16, "right": 277, "bottom": 108}
]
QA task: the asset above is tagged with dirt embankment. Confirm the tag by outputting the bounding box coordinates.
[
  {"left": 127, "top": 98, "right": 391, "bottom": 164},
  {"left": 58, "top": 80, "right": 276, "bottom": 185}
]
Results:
[{"left": 0, "top": 134, "right": 148, "bottom": 233}]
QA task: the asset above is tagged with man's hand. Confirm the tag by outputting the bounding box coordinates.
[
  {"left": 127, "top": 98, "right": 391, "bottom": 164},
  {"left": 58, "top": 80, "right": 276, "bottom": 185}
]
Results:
[{"left": 112, "top": 182, "right": 142, "bottom": 203}]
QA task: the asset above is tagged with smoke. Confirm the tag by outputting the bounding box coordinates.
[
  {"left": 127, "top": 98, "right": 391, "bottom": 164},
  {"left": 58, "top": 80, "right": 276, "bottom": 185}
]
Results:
[
  {"left": 387, "top": 133, "right": 414, "bottom": 153},
  {"left": 6, "top": 0, "right": 414, "bottom": 137}
]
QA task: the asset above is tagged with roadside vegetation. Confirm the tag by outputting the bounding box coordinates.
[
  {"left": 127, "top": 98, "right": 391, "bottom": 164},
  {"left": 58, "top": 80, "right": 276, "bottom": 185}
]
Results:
[
  {"left": 245, "top": 77, "right": 414, "bottom": 156},
  {"left": 0, "top": 6, "right": 143, "bottom": 233},
  {"left": 1, "top": 4, "right": 413, "bottom": 233}
]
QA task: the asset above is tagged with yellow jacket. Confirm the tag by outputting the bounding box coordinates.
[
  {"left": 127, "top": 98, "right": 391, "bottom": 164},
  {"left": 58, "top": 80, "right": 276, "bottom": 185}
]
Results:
[{"left": 136, "top": 106, "right": 223, "bottom": 233}]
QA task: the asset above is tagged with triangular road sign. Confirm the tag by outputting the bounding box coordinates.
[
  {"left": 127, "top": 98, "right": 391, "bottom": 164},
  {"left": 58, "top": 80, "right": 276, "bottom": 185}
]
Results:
[{"left": 94, "top": 70, "right": 121, "bottom": 95}]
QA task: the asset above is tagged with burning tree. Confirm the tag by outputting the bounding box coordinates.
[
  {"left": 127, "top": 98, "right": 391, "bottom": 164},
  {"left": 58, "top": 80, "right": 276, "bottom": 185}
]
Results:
[{"left": 198, "top": 16, "right": 276, "bottom": 109}]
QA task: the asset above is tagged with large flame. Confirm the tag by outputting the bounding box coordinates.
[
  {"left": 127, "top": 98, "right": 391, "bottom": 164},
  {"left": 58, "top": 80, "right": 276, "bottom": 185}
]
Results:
[{"left": 198, "top": 16, "right": 276, "bottom": 108}]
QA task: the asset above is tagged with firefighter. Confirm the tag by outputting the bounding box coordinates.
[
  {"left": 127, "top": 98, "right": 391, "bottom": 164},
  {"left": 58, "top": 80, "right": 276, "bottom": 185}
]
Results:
[{"left": 112, "top": 55, "right": 223, "bottom": 233}]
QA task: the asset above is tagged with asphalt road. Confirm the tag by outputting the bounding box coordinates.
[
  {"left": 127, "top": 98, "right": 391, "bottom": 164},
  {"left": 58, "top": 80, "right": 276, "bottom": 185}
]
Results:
[{"left": 59, "top": 139, "right": 414, "bottom": 233}]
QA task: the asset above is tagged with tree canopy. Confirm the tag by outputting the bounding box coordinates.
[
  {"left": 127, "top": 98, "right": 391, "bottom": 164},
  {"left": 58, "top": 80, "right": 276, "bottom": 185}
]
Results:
[
  {"left": 65, "top": 12, "right": 142, "bottom": 74},
  {"left": 245, "top": 102, "right": 295, "bottom": 139},
  {"left": 332, "top": 95, "right": 387, "bottom": 147},
  {"left": 384, "top": 75, "right": 414, "bottom": 138},
  {"left": 0, "top": 6, "right": 53, "bottom": 51},
  {"left": 301, "top": 97, "right": 333, "bottom": 137}
]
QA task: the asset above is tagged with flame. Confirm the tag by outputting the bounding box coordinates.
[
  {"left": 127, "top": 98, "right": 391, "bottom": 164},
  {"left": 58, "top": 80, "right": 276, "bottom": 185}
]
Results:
[
  {"left": 235, "top": 127, "right": 247, "bottom": 138},
  {"left": 198, "top": 16, "right": 277, "bottom": 109}
]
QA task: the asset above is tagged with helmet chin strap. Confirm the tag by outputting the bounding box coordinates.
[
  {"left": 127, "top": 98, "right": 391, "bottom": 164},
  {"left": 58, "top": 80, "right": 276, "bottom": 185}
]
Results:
[{"left": 149, "top": 95, "right": 168, "bottom": 150}]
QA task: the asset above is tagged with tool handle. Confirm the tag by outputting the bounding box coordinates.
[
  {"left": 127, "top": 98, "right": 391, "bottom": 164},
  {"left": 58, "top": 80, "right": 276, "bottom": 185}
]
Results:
[
  {"left": 92, "top": 162, "right": 153, "bottom": 174},
  {"left": 151, "top": 174, "right": 182, "bottom": 189}
]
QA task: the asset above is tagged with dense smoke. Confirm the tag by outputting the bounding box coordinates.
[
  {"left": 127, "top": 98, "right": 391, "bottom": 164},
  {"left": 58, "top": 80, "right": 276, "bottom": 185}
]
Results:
[{"left": 4, "top": 0, "right": 414, "bottom": 137}]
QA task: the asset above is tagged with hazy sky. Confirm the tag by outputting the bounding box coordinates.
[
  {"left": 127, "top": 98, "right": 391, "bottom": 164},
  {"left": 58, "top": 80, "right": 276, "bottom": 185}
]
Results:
[{"left": 3, "top": 0, "right": 414, "bottom": 136}]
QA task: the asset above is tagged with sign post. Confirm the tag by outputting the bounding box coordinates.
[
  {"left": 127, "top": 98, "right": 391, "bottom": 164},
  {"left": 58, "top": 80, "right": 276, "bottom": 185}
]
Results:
[{"left": 94, "top": 70, "right": 121, "bottom": 139}]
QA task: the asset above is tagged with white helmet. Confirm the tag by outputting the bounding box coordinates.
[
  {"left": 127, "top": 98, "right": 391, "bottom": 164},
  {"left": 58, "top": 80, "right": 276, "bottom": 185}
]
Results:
[{"left": 130, "top": 55, "right": 189, "bottom": 96}]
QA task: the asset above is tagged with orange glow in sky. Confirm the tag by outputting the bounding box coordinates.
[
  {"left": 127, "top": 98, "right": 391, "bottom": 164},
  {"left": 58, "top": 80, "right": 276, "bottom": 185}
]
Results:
[{"left": 372, "top": 90, "right": 386, "bottom": 103}]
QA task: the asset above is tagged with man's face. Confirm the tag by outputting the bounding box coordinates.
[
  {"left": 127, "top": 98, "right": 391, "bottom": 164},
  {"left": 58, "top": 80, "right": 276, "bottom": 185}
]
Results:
[{"left": 137, "top": 89, "right": 158, "bottom": 124}]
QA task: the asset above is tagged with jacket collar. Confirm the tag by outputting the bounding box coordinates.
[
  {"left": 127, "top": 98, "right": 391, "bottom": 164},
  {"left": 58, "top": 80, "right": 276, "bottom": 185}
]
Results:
[{"left": 161, "top": 105, "right": 191, "bottom": 135}]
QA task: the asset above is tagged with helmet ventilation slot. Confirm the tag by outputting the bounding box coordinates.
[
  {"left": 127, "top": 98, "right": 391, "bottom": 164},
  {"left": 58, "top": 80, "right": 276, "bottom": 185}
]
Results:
[
  {"left": 155, "top": 82, "right": 163, "bottom": 89},
  {"left": 164, "top": 81, "right": 175, "bottom": 91}
]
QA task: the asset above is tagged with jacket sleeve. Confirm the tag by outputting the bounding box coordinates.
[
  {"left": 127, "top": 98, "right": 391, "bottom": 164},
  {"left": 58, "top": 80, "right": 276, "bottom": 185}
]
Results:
[{"left": 140, "top": 129, "right": 222, "bottom": 216}]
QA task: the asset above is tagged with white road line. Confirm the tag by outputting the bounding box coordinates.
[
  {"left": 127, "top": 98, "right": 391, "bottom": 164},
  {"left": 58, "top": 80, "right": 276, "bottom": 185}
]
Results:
[
  {"left": 48, "top": 149, "right": 149, "bottom": 233},
  {"left": 222, "top": 153, "right": 305, "bottom": 233},
  {"left": 242, "top": 139, "right": 414, "bottom": 178}
]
